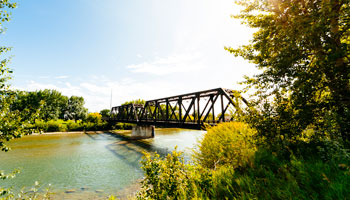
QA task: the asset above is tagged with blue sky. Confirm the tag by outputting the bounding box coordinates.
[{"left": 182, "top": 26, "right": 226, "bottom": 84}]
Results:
[{"left": 3, "top": 0, "right": 256, "bottom": 112}]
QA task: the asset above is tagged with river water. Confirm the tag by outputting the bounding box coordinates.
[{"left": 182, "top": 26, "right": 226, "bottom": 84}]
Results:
[{"left": 0, "top": 129, "right": 204, "bottom": 199}]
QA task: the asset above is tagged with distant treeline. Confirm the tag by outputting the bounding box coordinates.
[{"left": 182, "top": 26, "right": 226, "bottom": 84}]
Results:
[
  {"left": 8, "top": 89, "right": 134, "bottom": 132},
  {"left": 11, "top": 89, "right": 88, "bottom": 121}
]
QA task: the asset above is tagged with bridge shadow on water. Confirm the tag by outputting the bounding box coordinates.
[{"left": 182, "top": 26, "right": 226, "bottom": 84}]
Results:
[{"left": 85, "top": 131, "right": 170, "bottom": 169}]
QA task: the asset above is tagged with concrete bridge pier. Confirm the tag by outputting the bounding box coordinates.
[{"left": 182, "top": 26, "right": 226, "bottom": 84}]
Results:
[{"left": 131, "top": 125, "right": 155, "bottom": 139}]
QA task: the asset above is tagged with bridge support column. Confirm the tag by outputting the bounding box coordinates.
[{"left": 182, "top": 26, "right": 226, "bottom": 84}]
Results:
[{"left": 131, "top": 125, "right": 155, "bottom": 139}]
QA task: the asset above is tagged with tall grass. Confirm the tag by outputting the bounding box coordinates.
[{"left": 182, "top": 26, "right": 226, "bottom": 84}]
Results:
[{"left": 137, "top": 122, "right": 350, "bottom": 200}]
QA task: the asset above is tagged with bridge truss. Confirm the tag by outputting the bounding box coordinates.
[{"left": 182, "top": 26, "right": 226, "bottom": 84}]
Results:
[{"left": 109, "top": 88, "right": 248, "bottom": 129}]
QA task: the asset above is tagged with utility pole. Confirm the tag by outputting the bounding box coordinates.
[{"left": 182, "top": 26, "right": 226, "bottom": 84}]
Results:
[{"left": 110, "top": 89, "right": 113, "bottom": 110}]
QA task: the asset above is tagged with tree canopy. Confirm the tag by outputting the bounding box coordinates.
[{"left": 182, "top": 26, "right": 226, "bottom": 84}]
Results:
[
  {"left": 0, "top": 0, "right": 28, "bottom": 152},
  {"left": 226, "top": 0, "right": 350, "bottom": 144},
  {"left": 122, "top": 99, "right": 146, "bottom": 105},
  {"left": 11, "top": 89, "right": 88, "bottom": 121},
  {"left": 100, "top": 109, "right": 111, "bottom": 118}
]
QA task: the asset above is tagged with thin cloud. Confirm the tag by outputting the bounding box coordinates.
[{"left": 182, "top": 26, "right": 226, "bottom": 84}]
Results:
[
  {"left": 55, "top": 75, "right": 69, "bottom": 79},
  {"left": 126, "top": 53, "right": 202, "bottom": 75},
  {"left": 39, "top": 76, "right": 50, "bottom": 79}
]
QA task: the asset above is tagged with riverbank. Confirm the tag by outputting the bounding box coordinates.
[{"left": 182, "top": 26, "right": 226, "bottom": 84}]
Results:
[
  {"left": 34, "top": 128, "right": 163, "bottom": 135},
  {"left": 31, "top": 130, "right": 131, "bottom": 135}
]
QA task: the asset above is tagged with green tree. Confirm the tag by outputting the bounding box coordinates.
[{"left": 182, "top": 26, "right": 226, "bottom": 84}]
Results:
[
  {"left": 121, "top": 99, "right": 145, "bottom": 105},
  {"left": 0, "top": 1, "right": 35, "bottom": 196},
  {"left": 0, "top": 0, "right": 30, "bottom": 153},
  {"left": 12, "top": 90, "right": 88, "bottom": 121},
  {"left": 99, "top": 109, "right": 110, "bottom": 118},
  {"left": 11, "top": 90, "right": 44, "bottom": 121},
  {"left": 64, "top": 96, "right": 88, "bottom": 120},
  {"left": 226, "top": 0, "right": 350, "bottom": 144},
  {"left": 0, "top": 2, "right": 55, "bottom": 199},
  {"left": 38, "top": 89, "right": 68, "bottom": 120}
]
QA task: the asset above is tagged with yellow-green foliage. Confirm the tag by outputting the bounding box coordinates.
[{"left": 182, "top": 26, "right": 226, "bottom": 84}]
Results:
[
  {"left": 34, "top": 119, "right": 48, "bottom": 132},
  {"left": 137, "top": 122, "right": 350, "bottom": 199},
  {"left": 35, "top": 119, "right": 68, "bottom": 132},
  {"left": 65, "top": 120, "right": 83, "bottom": 131},
  {"left": 33, "top": 118, "right": 109, "bottom": 132},
  {"left": 0, "top": 180, "right": 52, "bottom": 200},
  {"left": 47, "top": 119, "right": 67, "bottom": 132},
  {"left": 113, "top": 123, "right": 133, "bottom": 130},
  {"left": 195, "top": 122, "right": 257, "bottom": 169},
  {"left": 137, "top": 149, "right": 212, "bottom": 200},
  {"left": 108, "top": 195, "right": 118, "bottom": 200},
  {"left": 87, "top": 112, "right": 102, "bottom": 123},
  {"left": 137, "top": 148, "right": 350, "bottom": 200}
]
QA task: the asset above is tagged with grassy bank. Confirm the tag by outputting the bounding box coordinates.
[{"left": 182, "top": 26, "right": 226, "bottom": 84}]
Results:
[{"left": 135, "top": 122, "right": 350, "bottom": 200}]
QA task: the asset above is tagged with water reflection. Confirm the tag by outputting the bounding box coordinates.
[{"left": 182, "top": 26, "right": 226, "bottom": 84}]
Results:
[{"left": 0, "top": 129, "right": 204, "bottom": 199}]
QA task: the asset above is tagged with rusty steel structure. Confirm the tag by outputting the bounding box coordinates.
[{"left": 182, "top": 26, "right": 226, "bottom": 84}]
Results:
[{"left": 109, "top": 88, "right": 248, "bottom": 129}]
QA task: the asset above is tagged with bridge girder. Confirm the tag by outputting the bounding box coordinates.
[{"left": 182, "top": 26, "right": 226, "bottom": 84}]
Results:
[{"left": 109, "top": 88, "right": 248, "bottom": 130}]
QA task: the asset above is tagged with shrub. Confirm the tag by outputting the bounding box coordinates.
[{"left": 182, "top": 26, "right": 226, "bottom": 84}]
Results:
[
  {"left": 195, "top": 122, "right": 257, "bottom": 169},
  {"left": 83, "top": 121, "right": 108, "bottom": 131},
  {"left": 286, "top": 129, "right": 350, "bottom": 163},
  {"left": 65, "top": 120, "right": 84, "bottom": 131},
  {"left": 32, "top": 119, "right": 112, "bottom": 132},
  {"left": 46, "top": 119, "right": 67, "bottom": 132},
  {"left": 34, "top": 119, "right": 48, "bottom": 132},
  {"left": 113, "top": 123, "right": 133, "bottom": 130},
  {"left": 137, "top": 149, "right": 213, "bottom": 200},
  {"left": 82, "top": 122, "right": 95, "bottom": 131},
  {"left": 312, "top": 137, "right": 350, "bottom": 163}
]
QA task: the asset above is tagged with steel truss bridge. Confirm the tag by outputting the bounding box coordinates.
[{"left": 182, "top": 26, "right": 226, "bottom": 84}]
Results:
[{"left": 109, "top": 88, "right": 248, "bottom": 129}]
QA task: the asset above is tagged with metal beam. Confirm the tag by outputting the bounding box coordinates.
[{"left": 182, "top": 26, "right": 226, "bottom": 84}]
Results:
[{"left": 109, "top": 88, "right": 248, "bottom": 130}]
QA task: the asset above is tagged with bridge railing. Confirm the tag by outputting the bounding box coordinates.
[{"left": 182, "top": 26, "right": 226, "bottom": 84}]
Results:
[{"left": 109, "top": 88, "right": 247, "bottom": 129}]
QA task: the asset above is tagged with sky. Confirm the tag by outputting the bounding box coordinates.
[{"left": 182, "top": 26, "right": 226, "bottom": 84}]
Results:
[{"left": 2, "top": 0, "right": 257, "bottom": 112}]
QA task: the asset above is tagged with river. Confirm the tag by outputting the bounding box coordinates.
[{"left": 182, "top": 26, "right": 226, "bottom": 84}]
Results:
[{"left": 0, "top": 129, "right": 205, "bottom": 199}]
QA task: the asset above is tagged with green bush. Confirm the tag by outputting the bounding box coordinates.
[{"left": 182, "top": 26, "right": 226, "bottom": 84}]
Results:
[
  {"left": 34, "top": 119, "right": 48, "bottom": 132},
  {"left": 81, "top": 121, "right": 108, "bottom": 131},
  {"left": 113, "top": 123, "right": 133, "bottom": 130},
  {"left": 195, "top": 122, "right": 257, "bottom": 169},
  {"left": 137, "top": 149, "right": 213, "bottom": 200},
  {"left": 312, "top": 137, "right": 350, "bottom": 163},
  {"left": 32, "top": 119, "right": 114, "bottom": 132},
  {"left": 82, "top": 122, "right": 94, "bottom": 131},
  {"left": 283, "top": 129, "right": 350, "bottom": 163},
  {"left": 65, "top": 120, "right": 84, "bottom": 131},
  {"left": 46, "top": 120, "right": 67, "bottom": 132}
]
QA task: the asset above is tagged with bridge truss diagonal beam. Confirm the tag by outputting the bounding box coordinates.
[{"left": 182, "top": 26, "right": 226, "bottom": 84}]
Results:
[{"left": 109, "top": 88, "right": 247, "bottom": 130}]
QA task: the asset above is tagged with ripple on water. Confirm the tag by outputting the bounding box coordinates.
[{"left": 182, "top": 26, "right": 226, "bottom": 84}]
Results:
[{"left": 0, "top": 129, "right": 205, "bottom": 198}]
